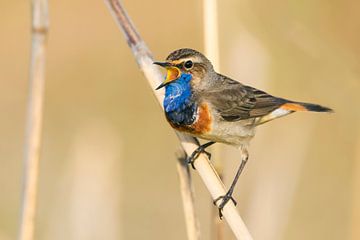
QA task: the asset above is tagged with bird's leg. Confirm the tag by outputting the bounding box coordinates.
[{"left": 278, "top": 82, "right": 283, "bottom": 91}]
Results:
[
  {"left": 213, "top": 147, "right": 249, "bottom": 219},
  {"left": 187, "top": 141, "right": 215, "bottom": 169}
]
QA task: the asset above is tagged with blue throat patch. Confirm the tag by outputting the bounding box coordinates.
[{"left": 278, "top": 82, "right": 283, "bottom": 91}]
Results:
[{"left": 163, "top": 73, "right": 197, "bottom": 126}]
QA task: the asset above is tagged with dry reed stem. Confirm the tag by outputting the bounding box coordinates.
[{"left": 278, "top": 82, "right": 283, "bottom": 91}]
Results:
[
  {"left": 18, "top": 0, "right": 48, "bottom": 240},
  {"left": 203, "top": 0, "right": 220, "bottom": 71},
  {"left": 351, "top": 132, "right": 360, "bottom": 240},
  {"left": 176, "top": 150, "right": 200, "bottom": 240},
  {"left": 104, "top": 1, "right": 252, "bottom": 239},
  {"left": 202, "top": 1, "right": 225, "bottom": 239}
]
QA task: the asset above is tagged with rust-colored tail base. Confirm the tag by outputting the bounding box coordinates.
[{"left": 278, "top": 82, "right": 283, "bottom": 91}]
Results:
[{"left": 281, "top": 102, "right": 333, "bottom": 113}]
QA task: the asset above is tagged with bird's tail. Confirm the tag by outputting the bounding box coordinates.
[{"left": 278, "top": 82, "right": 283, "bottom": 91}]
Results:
[
  {"left": 255, "top": 99, "right": 333, "bottom": 125},
  {"left": 280, "top": 101, "right": 333, "bottom": 113}
]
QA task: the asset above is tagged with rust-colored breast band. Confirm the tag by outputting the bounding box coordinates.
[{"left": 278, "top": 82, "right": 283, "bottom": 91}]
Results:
[
  {"left": 169, "top": 103, "right": 212, "bottom": 135},
  {"left": 191, "top": 103, "right": 212, "bottom": 134}
]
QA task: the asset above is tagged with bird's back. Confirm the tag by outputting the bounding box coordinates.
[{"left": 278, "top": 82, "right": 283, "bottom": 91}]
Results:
[
  {"left": 190, "top": 73, "right": 331, "bottom": 145},
  {"left": 199, "top": 74, "right": 286, "bottom": 121}
]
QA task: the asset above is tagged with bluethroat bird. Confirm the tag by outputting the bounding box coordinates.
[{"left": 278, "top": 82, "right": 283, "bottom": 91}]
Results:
[{"left": 154, "top": 48, "right": 332, "bottom": 218}]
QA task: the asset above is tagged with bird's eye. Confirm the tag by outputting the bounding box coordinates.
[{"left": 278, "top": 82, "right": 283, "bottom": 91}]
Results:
[{"left": 184, "top": 60, "right": 193, "bottom": 69}]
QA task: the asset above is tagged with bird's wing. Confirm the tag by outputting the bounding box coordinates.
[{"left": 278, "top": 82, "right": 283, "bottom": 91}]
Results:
[{"left": 203, "top": 76, "right": 286, "bottom": 121}]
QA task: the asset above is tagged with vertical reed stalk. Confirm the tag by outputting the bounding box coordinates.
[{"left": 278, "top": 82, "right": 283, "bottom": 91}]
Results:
[
  {"left": 104, "top": 1, "right": 252, "bottom": 239},
  {"left": 18, "top": 0, "right": 48, "bottom": 239},
  {"left": 176, "top": 150, "right": 200, "bottom": 240},
  {"left": 203, "top": 0, "right": 224, "bottom": 239},
  {"left": 351, "top": 132, "right": 360, "bottom": 240},
  {"left": 203, "top": 0, "right": 220, "bottom": 71}
]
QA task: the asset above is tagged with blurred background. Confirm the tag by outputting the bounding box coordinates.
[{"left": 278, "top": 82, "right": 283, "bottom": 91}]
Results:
[{"left": 1, "top": 0, "right": 359, "bottom": 239}]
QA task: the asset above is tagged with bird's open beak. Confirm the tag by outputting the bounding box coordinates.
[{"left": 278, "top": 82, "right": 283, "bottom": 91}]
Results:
[{"left": 154, "top": 61, "right": 181, "bottom": 90}]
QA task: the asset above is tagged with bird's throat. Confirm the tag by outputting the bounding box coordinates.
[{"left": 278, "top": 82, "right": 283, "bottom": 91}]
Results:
[{"left": 163, "top": 73, "right": 197, "bottom": 125}]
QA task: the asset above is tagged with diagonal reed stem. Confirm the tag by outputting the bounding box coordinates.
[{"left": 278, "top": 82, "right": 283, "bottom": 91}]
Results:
[
  {"left": 104, "top": 1, "right": 252, "bottom": 239},
  {"left": 18, "top": 0, "right": 48, "bottom": 240}
]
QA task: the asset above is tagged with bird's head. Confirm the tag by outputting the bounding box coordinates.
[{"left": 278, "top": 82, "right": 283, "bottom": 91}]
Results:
[{"left": 154, "top": 48, "right": 214, "bottom": 90}]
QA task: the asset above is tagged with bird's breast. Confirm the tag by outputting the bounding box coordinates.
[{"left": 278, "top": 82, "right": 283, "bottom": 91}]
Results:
[{"left": 166, "top": 102, "right": 212, "bottom": 135}]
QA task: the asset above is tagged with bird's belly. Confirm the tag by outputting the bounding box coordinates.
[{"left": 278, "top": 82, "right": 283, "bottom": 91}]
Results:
[{"left": 198, "top": 119, "right": 256, "bottom": 146}]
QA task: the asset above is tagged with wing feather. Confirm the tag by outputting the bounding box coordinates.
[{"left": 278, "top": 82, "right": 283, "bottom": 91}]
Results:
[{"left": 202, "top": 75, "right": 286, "bottom": 122}]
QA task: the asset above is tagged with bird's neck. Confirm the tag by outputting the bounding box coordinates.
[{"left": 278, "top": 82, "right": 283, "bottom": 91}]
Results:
[{"left": 163, "top": 73, "right": 197, "bottom": 125}]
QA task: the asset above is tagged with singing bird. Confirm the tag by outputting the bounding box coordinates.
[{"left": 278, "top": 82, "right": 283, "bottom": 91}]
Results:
[{"left": 154, "top": 48, "right": 332, "bottom": 217}]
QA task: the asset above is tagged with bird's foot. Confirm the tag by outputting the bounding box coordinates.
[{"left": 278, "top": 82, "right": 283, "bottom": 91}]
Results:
[
  {"left": 187, "top": 146, "right": 211, "bottom": 169},
  {"left": 213, "top": 191, "right": 237, "bottom": 219}
]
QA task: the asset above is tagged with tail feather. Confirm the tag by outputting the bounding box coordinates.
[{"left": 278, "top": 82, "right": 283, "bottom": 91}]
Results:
[
  {"left": 281, "top": 102, "right": 333, "bottom": 113},
  {"left": 256, "top": 100, "right": 332, "bottom": 125}
]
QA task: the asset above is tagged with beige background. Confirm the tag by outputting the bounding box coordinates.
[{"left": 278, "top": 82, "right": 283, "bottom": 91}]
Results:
[{"left": 1, "top": 0, "right": 359, "bottom": 239}]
